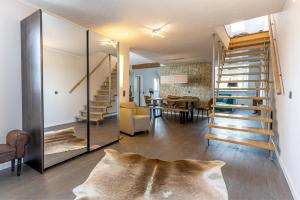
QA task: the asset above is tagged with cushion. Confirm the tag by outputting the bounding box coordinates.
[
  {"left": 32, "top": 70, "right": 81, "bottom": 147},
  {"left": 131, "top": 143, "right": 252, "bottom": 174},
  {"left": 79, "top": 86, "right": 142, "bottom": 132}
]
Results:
[
  {"left": 73, "top": 149, "right": 228, "bottom": 200},
  {"left": 0, "top": 144, "right": 15, "bottom": 163}
]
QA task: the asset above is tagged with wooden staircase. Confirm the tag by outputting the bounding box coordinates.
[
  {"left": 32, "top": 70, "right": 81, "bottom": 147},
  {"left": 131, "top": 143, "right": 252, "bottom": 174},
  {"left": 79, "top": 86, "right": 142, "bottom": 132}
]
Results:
[
  {"left": 205, "top": 32, "right": 276, "bottom": 157},
  {"left": 76, "top": 68, "right": 118, "bottom": 125}
]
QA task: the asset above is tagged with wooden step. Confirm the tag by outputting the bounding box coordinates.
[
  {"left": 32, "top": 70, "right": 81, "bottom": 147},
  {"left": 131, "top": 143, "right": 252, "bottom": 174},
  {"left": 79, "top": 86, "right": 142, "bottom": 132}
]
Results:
[
  {"left": 94, "top": 94, "right": 117, "bottom": 97},
  {"left": 215, "top": 96, "right": 271, "bottom": 100},
  {"left": 215, "top": 87, "right": 270, "bottom": 91},
  {"left": 224, "top": 57, "right": 267, "bottom": 64},
  {"left": 98, "top": 89, "right": 117, "bottom": 93},
  {"left": 221, "top": 71, "right": 268, "bottom": 76},
  {"left": 209, "top": 113, "right": 272, "bottom": 123},
  {"left": 212, "top": 104, "right": 272, "bottom": 111},
  {"left": 230, "top": 32, "right": 270, "bottom": 43},
  {"left": 208, "top": 123, "right": 273, "bottom": 136},
  {"left": 229, "top": 38, "right": 270, "bottom": 49},
  {"left": 102, "top": 85, "right": 118, "bottom": 88},
  {"left": 80, "top": 110, "right": 108, "bottom": 116},
  {"left": 225, "top": 51, "right": 267, "bottom": 58},
  {"left": 91, "top": 99, "right": 113, "bottom": 103},
  {"left": 225, "top": 44, "right": 267, "bottom": 53},
  {"left": 222, "top": 64, "right": 267, "bottom": 70},
  {"left": 90, "top": 105, "right": 112, "bottom": 109},
  {"left": 77, "top": 116, "right": 103, "bottom": 123},
  {"left": 217, "top": 79, "right": 270, "bottom": 83},
  {"left": 205, "top": 133, "right": 275, "bottom": 151}
]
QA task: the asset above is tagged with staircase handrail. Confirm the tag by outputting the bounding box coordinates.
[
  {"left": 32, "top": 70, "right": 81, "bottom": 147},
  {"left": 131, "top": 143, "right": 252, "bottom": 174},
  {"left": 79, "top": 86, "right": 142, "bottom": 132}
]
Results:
[
  {"left": 268, "top": 15, "right": 283, "bottom": 95},
  {"left": 69, "top": 54, "right": 109, "bottom": 93}
]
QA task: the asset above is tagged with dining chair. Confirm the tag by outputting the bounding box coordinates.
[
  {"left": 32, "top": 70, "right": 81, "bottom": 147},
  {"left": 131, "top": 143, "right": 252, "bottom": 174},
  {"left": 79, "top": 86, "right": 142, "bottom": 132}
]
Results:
[{"left": 196, "top": 98, "right": 213, "bottom": 121}]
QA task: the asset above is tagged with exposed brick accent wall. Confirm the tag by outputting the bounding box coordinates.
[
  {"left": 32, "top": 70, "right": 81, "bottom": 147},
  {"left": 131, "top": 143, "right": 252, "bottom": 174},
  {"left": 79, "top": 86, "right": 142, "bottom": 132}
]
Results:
[{"left": 160, "top": 62, "right": 212, "bottom": 102}]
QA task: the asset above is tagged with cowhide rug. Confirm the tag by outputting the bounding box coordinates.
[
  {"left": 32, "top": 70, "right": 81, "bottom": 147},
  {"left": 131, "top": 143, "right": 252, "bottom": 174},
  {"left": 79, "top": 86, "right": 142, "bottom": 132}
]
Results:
[{"left": 73, "top": 149, "right": 228, "bottom": 200}]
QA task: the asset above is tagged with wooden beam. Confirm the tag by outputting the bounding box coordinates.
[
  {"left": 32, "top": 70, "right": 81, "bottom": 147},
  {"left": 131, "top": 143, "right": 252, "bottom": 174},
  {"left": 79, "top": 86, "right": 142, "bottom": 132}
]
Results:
[{"left": 132, "top": 62, "right": 160, "bottom": 69}]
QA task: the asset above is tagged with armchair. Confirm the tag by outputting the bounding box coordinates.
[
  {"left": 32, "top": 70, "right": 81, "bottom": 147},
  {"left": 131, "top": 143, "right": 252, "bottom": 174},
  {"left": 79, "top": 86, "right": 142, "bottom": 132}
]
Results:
[
  {"left": 0, "top": 130, "right": 30, "bottom": 176},
  {"left": 120, "top": 102, "right": 150, "bottom": 135}
]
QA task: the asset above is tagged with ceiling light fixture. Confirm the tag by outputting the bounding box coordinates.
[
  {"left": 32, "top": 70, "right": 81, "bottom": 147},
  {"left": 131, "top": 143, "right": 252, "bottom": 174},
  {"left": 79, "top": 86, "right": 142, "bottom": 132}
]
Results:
[{"left": 145, "top": 23, "right": 168, "bottom": 38}]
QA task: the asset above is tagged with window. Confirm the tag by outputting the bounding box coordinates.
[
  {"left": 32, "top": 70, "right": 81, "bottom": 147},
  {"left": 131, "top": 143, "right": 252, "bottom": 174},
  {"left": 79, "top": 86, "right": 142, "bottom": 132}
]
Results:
[
  {"left": 154, "top": 78, "right": 159, "bottom": 91},
  {"left": 231, "top": 21, "right": 246, "bottom": 32}
]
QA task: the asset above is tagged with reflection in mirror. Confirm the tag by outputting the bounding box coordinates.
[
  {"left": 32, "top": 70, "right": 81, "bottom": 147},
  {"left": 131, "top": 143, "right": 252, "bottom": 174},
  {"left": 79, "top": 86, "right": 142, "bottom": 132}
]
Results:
[
  {"left": 86, "top": 31, "right": 119, "bottom": 150},
  {"left": 42, "top": 13, "right": 87, "bottom": 168}
]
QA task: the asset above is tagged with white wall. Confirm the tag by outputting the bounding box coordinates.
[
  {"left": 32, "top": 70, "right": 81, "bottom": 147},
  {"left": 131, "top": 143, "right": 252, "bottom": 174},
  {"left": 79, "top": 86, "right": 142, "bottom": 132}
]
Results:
[
  {"left": 43, "top": 47, "right": 86, "bottom": 127},
  {"left": 273, "top": 0, "right": 300, "bottom": 199},
  {"left": 0, "top": 0, "right": 35, "bottom": 169},
  {"left": 119, "top": 43, "right": 130, "bottom": 103},
  {"left": 215, "top": 26, "right": 230, "bottom": 49}
]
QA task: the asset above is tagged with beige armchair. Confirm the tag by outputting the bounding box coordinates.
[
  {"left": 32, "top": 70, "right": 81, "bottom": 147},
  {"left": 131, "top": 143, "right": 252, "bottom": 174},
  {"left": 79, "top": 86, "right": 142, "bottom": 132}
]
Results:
[{"left": 120, "top": 102, "right": 150, "bottom": 135}]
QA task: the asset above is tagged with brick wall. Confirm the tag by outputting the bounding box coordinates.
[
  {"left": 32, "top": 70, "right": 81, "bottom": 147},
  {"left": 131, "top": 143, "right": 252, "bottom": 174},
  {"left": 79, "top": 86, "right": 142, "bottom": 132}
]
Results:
[{"left": 160, "top": 62, "right": 212, "bottom": 102}]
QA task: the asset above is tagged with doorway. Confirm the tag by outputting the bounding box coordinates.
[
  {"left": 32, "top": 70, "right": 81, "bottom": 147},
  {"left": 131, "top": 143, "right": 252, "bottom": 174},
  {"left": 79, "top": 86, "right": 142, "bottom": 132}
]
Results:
[{"left": 134, "top": 75, "right": 143, "bottom": 106}]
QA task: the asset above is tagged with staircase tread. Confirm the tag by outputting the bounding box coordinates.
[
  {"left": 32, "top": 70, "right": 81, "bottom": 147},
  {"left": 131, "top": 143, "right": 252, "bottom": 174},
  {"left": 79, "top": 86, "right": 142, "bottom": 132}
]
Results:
[
  {"left": 91, "top": 99, "right": 115, "bottom": 103},
  {"left": 90, "top": 105, "right": 112, "bottom": 109},
  {"left": 205, "top": 133, "right": 275, "bottom": 151},
  {"left": 209, "top": 113, "right": 272, "bottom": 123},
  {"left": 212, "top": 104, "right": 272, "bottom": 111},
  {"left": 80, "top": 110, "right": 108, "bottom": 115},
  {"left": 77, "top": 116, "right": 103, "bottom": 122},
  {"left": 94, "top": 94, "right": 117, "bottom": 97},
  {"left": 222, "top": 64, "right": 267, "bottom": 70},
  {"left": 98, "top": 89, "right": 117, "bottom": 92},
  {"left": 221, "top": 72, "right": 268, "bottom": 76},
  {"left": 229, "top": 39, "right": 270, "bottom": 49},
  {"left": 217, "top": 79, "right": 270, "bottom": 83},
  {"left": 225, "top": 44, "right": 267, "bottom": 52},
  {"left": 225, "top": 51, "right": 267, "bottom": 58},
  {"left": 224, "top": 57, "right": 267, "bottom": 64},
  {"left": 215, "top": 96, "right": 271, "bottom": 100},
  {"left": 208, "top": 123, "right": 273, "bottom": 136},
  {"left": 215, "top": 87, "right": 270, "bottom": 91}
]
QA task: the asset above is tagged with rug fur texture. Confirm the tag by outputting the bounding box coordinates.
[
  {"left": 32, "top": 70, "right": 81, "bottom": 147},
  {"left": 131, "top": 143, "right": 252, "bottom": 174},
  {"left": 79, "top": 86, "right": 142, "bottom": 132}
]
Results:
[{"left": 73, "top": 149, "right": 227, "bottom": 200}]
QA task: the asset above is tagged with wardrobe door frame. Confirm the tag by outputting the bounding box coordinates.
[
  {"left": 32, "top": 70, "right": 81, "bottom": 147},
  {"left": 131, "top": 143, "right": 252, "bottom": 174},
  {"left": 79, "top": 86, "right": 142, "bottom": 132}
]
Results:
[{"left": 21, "top": 9, "right": 44, "bottom": 173}]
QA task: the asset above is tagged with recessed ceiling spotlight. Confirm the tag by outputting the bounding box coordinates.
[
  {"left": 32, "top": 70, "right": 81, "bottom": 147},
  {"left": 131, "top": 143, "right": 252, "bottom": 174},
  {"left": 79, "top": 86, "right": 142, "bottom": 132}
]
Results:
[
  {"left": 145, "top": 23, "right": 168, "bottom": 38},
  {"left": 98, "top": 39, "right": 118, "bottom": 48}
]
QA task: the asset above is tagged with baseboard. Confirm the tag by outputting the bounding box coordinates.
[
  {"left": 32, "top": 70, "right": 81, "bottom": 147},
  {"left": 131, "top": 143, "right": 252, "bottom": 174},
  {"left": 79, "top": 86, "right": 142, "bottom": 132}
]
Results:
[{"left": 275, "top": 148, "right": 299, "bottom": 200}]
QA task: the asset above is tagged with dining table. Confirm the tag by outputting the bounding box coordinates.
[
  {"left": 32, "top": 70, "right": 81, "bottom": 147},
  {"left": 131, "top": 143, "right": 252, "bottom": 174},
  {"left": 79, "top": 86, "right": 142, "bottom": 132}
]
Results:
[{"left": 150, "top": 97, "right": 199, "bottom": 122}]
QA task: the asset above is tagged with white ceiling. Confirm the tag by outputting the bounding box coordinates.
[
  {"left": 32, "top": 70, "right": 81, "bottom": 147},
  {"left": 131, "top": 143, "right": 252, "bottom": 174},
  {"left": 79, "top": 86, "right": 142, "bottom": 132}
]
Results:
[
  {"left": 21, "top": 0, "right": 286, "bottom": 63},
  {"left": 130, "top": 52, "right": 154, "bottom": 65}
]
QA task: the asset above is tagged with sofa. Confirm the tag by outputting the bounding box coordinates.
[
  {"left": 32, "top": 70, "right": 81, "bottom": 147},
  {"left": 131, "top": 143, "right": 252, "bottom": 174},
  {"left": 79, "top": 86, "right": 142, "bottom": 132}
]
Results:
[{"left": 120, "top": 102, "right": 150, "bottom": 135}]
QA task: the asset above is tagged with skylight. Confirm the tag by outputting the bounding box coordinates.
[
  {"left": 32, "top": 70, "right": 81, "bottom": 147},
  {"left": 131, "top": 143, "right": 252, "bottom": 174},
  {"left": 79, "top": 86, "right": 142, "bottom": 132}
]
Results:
[
  {"left": 225, "top": 16, "right": 269, "bottom": 38},
  {"left": 231, "top": 21, "right": 246, "bottom": 32}
]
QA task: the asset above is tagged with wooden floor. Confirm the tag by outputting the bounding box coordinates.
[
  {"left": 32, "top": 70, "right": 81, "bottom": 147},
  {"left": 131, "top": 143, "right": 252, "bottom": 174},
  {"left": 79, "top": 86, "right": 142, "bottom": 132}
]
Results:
[{"left": 0, "top": 114, "right": 293, "bottom": 200}]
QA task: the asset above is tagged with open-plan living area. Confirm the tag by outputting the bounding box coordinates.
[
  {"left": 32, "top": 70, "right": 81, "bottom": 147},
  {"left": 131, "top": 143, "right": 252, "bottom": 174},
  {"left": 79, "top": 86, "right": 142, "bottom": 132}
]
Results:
[{"left": 0, "top": 0, "right": 299, "bottom": 199}]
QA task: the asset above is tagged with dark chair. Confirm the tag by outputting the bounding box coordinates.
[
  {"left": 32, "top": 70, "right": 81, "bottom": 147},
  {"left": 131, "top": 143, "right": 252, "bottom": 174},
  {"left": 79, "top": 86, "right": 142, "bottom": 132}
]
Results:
[
  {"left": 0, "top": 130, "right": 30, "bottom": 176},
  {"left": 196, "top": 98, "right": 213, "bottom": 121}
]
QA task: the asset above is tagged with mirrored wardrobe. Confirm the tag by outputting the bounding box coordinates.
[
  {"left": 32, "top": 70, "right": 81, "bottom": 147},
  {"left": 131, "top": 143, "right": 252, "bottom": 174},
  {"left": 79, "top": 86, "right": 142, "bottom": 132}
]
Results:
[{"left": 21, "top": 10, "right": 119, "bottom": 173}]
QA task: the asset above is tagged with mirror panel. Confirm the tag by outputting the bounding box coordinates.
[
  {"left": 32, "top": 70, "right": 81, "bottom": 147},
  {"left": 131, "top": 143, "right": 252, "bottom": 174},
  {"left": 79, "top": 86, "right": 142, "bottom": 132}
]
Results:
[
  {"left": 42, "top": 13, "right": 88, "bottom": 168},
  {"left": 88, "top": 31, "right": 119, "bottom": 150}
]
